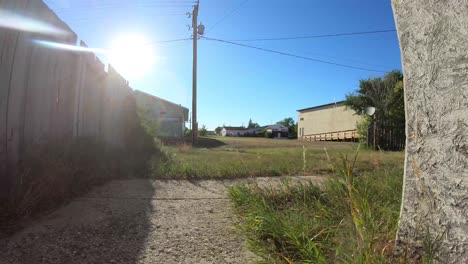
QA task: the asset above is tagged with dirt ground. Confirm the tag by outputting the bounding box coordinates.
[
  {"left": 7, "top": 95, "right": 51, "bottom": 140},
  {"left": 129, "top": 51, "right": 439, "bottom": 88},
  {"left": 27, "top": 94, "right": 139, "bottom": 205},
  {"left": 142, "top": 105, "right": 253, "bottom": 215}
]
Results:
[{"left": 0, "top": 176, "right": 323, "bottom": 264}]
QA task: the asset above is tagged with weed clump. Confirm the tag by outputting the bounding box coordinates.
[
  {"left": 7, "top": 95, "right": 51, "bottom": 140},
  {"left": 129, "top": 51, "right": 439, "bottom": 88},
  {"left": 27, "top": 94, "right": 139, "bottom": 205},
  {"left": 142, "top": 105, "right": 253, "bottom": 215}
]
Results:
[{"left": 228, "top": 149, "right": 404, "bottom": 263}]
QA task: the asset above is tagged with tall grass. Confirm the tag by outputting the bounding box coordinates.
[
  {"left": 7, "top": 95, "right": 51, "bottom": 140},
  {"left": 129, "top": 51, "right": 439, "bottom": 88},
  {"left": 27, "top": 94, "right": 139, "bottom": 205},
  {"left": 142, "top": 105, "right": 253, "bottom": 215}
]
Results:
[
  {"left": 152, "top": 142, "right": 403, "bottom": 180},
  {"left": 0, "top": 109, "right": 165, "bottom": 235},
  {"left": 228, "top": 149, "right": 404, "bottom": 263},
  {"left": 0, "top": 137, "right": 163, "bottom": 235}
]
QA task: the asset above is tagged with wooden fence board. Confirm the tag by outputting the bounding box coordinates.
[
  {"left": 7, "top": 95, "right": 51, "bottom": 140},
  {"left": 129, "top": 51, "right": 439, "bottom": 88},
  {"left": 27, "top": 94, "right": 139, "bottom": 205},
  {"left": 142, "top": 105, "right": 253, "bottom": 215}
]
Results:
[
  {"left": 300, "top": 129, "right": 359, "bottom": 142},
  {"left": 0, "top": 0, "right": 142, "bottom": 185}
]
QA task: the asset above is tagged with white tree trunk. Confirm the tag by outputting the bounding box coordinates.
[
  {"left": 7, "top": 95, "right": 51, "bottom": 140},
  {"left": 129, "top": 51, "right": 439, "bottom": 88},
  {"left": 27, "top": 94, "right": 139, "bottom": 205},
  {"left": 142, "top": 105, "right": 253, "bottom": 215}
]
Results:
[{"left": 391, "top": 0, "right": 468, "bottom": 262}]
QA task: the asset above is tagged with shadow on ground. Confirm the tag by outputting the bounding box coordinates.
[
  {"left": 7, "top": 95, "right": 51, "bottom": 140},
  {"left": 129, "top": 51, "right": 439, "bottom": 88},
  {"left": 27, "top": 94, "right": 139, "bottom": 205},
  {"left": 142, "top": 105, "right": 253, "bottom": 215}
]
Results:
[
  {"left": 0, "top": 178, "right": 268, "bottom": 264},
  {"left": 0, "top": 176, "right": 326, "bottom": 264},
  {"left": 0, "top": 180, "right": 156, "bottom": 264},
  {"left": 192, "top": 137, "right": 226, "bottom": 149},
  {"left": 160, "top": 136, "right": 226, "bottom": 149}
]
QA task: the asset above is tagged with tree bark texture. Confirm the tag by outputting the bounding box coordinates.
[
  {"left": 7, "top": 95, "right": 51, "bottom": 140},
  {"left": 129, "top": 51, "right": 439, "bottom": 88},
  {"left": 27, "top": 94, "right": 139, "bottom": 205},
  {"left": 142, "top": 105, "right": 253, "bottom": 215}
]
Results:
[{"left": 391, "top": 0, "right": 468, "bottom": 262}]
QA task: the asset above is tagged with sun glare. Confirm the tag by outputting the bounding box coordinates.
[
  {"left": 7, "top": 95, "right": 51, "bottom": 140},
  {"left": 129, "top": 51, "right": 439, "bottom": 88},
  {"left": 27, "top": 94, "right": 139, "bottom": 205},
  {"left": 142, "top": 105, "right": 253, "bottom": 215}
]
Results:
[{"left": 108, "top": 34, "right": 155, "bottom": 79}]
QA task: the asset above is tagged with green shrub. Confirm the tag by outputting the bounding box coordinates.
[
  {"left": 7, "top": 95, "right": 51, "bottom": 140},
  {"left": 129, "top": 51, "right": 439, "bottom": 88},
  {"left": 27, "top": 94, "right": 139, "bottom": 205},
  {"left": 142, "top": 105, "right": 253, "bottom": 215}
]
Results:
[
  {"left": 356, "top": 117, "right": 371, "bottom": 144},
  {"left": 264, "top": 130, "right": 273, "bottom": 138},
  {"left": 199, "top": 125, "right": 208, "bottom": 136}
]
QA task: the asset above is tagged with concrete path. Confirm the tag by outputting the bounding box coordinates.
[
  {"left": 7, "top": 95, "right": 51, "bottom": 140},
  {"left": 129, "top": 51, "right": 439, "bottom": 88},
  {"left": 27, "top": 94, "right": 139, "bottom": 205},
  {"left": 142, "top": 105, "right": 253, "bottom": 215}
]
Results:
[{"left": 0, "top": 176, "right": 323, "bottom": 264}]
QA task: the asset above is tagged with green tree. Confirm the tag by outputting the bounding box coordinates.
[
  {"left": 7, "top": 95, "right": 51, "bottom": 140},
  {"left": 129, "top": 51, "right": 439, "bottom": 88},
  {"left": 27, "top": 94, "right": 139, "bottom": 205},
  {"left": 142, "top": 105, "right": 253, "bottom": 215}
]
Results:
[
  {"left": 184, "top": 127, "right": 192, "bottom": 137},
  {"left": 277, "top": 117, "right": 295, "bottom": 128},
  {"left": 215, "top": 126, "right": 223, "bottom": 135},
  {"left": 388, "top": 79, "right": 405, "bottom": 126},
  {"left": 247, "top": 118, "right": 260, "bottom": 129},
  {"left": 345, "top": 70, "right": 405, "bottom": 147},
  {"left": 345, "top": 70, "right": 404, "bottom": 126},
  {"left": 277, "top": 117, "right": 296, "bottom": 137},
  {"left": 199, "top": 125, "right": 208, "bottom": 136},
  {"left": 262, "top": 128, "right": 272, "bottom": 138},
  {"left": 293, "top": 122, "right": 298, "bottom": 137}
]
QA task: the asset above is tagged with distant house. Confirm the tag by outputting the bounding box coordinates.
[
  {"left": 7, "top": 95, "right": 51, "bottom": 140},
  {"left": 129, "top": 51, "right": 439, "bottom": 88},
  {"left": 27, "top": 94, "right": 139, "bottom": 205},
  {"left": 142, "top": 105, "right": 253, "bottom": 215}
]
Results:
[
  {"left": 264, "top": 124, "right": 289, "bottom": 138},
  {"left": 134, "top": 90, "right": 189, "bottom": 138},
  {"left": 221, "top": 126, "right": 247, "bottom": 137},
  {"left": 297, "top": 101, "right": 362, "bottom": 141},
  {"left": 206, "top": 130, "right": 217, "bottom": 136},
  {"left": 221, "top": 125, "right": 288, "bottom": 138}
]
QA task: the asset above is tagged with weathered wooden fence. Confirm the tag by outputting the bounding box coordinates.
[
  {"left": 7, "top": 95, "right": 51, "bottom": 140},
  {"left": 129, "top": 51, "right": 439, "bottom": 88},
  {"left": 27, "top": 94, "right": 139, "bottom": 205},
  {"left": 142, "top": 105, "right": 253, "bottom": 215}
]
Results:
[
  {"left": 300, "top": 129, "right": 359, "bottom": 142},
  {"left": 367, "top": 121, "right": 405, "bottom": 151},
  {"left": 0, "top": 1, "right": 136, "bottom": 184}
]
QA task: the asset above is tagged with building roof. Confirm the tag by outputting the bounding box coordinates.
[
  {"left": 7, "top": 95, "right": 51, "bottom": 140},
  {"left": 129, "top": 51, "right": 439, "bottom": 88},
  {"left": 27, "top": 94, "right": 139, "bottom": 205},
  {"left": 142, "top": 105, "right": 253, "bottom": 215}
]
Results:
[
  {"left": 263, "top": 124, "right": 286, "bottom": 129},
  {"left": 297, "top": 101, "right": 345, "bottom": 112},
  {"left": 223, "top": 126, "right": 246, "bottom": 130},
  {"left": 134, "top": 90, "right": 189, "bottom": 112}
]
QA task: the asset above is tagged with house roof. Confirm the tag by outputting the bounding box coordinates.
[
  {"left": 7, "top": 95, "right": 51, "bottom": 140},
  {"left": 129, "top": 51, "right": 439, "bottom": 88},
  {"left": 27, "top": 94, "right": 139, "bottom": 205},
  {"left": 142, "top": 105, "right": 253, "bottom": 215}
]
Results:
[
  {"left": 297, "top": 101, "right": 345, "bottom": 112},
  {"left": 134, "top": 90, "right": 189, "bottom": 112},
  {"left": 263, "top": 124, "right": 286, "bottom": 129},
  {"left": 223, "top": 126, "right": 246, "bottom": 130}
]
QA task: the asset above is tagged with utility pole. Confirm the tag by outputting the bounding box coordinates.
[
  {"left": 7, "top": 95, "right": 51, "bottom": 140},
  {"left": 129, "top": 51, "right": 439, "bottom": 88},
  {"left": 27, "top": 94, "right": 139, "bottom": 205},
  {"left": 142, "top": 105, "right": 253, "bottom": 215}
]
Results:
[
  {"left": 191, "top": 0, "right": 199, "bottom": 143},
  {"left": 189, "top": 111, "right": 192, "bottom": 130}
]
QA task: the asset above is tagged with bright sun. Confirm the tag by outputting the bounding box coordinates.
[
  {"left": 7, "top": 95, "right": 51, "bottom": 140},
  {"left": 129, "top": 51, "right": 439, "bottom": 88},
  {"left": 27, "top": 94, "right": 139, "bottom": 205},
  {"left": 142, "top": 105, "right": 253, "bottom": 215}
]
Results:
[{"left": 108, "top": 34, "right": 155, "bottom": 79}]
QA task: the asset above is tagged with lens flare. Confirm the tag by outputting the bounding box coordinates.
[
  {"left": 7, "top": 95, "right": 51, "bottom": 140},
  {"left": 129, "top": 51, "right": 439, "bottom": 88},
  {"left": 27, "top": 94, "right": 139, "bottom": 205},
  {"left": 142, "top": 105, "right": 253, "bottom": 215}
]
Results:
[
  {"left": 33, "top": 32, "right": 158, "bottom": 81},
  {"left": 33, "top": 40, "right": 108, "bottom": 54},
  {"left": 0, "top": 9, "right": 69, "bottom": 36}
]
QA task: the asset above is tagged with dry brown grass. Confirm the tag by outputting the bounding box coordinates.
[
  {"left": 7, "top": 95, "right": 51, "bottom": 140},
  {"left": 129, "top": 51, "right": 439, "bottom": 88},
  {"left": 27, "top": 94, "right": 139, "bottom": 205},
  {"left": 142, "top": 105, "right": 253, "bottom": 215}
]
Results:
[
  {"left": 205, "top": 136, "right": 357, "bottom": 149},
  {"left": 176, "top": 143, "right": 192, "bottom": 153},
  {"left": 155, "top": 136, "right": 404, "bottom": 180},
  {"left": 0, "top": 138, "right": 158, "bottom": 235}
]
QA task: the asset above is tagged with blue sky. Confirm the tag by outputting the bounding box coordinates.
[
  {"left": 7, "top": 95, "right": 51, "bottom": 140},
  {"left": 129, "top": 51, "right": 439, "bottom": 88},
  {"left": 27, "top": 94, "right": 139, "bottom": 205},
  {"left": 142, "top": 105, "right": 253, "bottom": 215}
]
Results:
[{"left": 44, "top": 0, "right": 402, "bottom": 130}]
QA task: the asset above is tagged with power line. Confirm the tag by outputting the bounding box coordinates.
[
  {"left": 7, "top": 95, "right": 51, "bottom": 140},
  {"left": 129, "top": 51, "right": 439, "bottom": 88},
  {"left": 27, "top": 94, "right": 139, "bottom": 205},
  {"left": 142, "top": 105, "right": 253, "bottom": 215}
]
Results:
[
  {"left": 146, "top": 37, "right": 191, "bottom": 45},
  {"left": 202, "top": 37, "right": 389, "bottom": 73},
  {"left": 50, "top": 0, "right": 195, "bottom": 5},
  {"left": 63, "top": 14, "right": 187, "bottom": 23},
  {"left": 52, "top": 3, "right": 196, "bottom": 13},
  {"left": 52, "top": 0, "right": 197, "bottom": 8},
  {"left": 55, "top": 6, "right": 195, "bottom": 14},
  {"left": 222, "top": 29, "right": 397, "bottom": 42},
  {"left": 37, "top": 2, "right": 196, "bottom": 10},
  {"left": 206, "top": 0, "right": 250, "bottom": 34},
  {"left": 276, "top": 48, "right": 393, "bottom": 70},
  {"left": 49, "top": 1, "right": 192, "bottom": 22}
]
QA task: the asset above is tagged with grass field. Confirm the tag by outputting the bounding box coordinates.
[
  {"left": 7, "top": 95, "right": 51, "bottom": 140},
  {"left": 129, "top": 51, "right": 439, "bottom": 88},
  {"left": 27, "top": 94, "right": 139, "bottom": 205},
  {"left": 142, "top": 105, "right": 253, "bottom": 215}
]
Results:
[
  {"left": 152, "top": 136, "right": 404, "bottom": 179},
  {"left": 153, "top": 136, "right": 408, "bottom": 263}
]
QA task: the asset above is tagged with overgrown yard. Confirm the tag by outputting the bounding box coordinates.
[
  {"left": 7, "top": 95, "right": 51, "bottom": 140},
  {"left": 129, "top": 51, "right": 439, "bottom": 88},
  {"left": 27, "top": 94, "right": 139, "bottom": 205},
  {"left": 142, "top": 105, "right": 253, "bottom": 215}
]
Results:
[
  {"left": 229, "top": 157, "right": 404, "bottom": 263},
  {"left": 155, "top": 136, "right": 406, "bottom": 263},
  {"left": 153, "top": 136, "right": 403, "bottom": 179}
]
